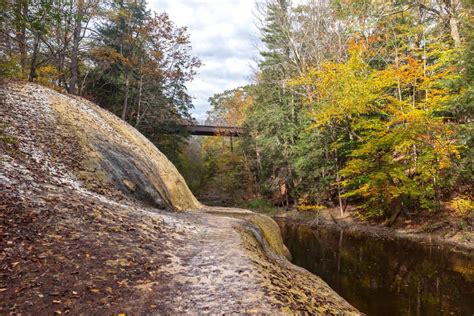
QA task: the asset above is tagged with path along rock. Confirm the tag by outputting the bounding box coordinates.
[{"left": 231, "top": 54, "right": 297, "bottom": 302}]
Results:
[{"left": 0, "top": 80, "right": 359, "bottom": 314}]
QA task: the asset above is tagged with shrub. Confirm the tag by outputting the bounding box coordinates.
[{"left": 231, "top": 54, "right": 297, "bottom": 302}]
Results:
[{"left": 451, "top": 196, "right": 474, "bottom": 219}]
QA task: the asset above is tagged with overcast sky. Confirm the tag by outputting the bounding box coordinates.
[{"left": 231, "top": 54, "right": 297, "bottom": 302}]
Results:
[{"left": 148, "top": 0, "right": 261, "bottom": 121}]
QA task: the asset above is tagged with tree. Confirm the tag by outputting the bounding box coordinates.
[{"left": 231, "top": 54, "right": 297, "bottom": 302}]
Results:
[
  {"left": 197, "top": 87, "right": 259, "bottom": 203},
  {"left": 0, "top": 0, "right": 200, "bottom": 164},
  {"left": 0, "top": 0, "right": 100, "bottom": 88},
  {"left": 86, "top": 1, "right": 200, "bottom": 161},
  {"left": 245, "top": 0, "right": 470, "bottom": 220}
]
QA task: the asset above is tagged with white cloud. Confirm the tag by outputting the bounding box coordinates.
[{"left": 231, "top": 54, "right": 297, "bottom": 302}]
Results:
[{"left": 148, "top": 0, "right": 260, "bottom": 121}]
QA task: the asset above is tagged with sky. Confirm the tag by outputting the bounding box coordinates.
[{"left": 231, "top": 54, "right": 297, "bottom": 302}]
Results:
[{"left": 148, "top": 0, "right": 261, "bottom": 121}]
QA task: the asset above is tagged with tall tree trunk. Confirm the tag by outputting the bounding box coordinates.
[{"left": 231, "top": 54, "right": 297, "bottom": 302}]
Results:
[
  {"left": 336, "top": 167, "right": 344, "bottom": 217},
  {"left": 13, "top": 0, "right": 28, "bottom": 72},
  {"left": 135, "top": 62, "right": 143, "bottom": 127},
  {"left": 121, "top": 70, "right": 130, "bottom": 121},
  {"left": 255, "top": 137, "right": 262, "bottom": 175},
  {"left": 58, "top": 52, "right": 66, "bottom": 88},
  {"left": 447, "top": 0, "right": 461, "bottom": 48},
  {"left": 70, "top": 0, "right": 84, "bottom": 94},
  {"left": 242, "top": 149, "right": 259, "bottom": 197},
  {"left": 449, "top": 14, "right": 461, "bottom": 48},
  {"left": 79, "top": 68, "right": 89, "bottom": 96},
  {"left": 332, "top": 127, "right": 344, "bottom": 217},
  {"left": 28, "top": 34, "right": 40, "bottom": 82}
]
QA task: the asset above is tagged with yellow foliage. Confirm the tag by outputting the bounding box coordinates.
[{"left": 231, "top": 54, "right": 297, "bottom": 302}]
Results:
[
  {"left": 91, "top": 47, "right": 130, "bottom": 66},
  {"left": 36, "top": 65, "right": 61, "bottom": 88},
  {"left": 451, "top": 196, "right": 474, "bottom": 218},
  {"left": 292, "top": 38, "right": 461, "bottom": 214},
  {"left": 297, "top": 198, "right": 325, "bottom": 212},
  {"left": 290, "top": 44, "right": 387, "bottom": 128}
]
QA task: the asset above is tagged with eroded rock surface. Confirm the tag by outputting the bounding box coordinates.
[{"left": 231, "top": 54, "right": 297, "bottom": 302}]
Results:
[{"left": 0, "top": 81, "right": 359, "bottom": 314}]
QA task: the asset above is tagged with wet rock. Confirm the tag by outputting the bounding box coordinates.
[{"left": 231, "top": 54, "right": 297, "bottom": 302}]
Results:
[{"left": 201, "top": 207, "right": 291, "bottom": 259}]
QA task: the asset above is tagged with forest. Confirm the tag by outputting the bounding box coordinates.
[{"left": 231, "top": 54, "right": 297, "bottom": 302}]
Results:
[
  {"left": 1, "top": 0, "right": 472, "bottom": 223},
  {"left": 188, "top": 0, "right": 474, "bottom": 224}
]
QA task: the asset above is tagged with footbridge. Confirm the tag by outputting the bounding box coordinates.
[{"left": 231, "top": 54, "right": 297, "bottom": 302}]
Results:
[{"left": 186, "top": 125, "right": 244, "bottom": 137}]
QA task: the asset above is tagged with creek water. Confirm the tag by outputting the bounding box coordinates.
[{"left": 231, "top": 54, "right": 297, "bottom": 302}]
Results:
[{"left": 276, "top": 219, "right": 474, "bottom": 316}]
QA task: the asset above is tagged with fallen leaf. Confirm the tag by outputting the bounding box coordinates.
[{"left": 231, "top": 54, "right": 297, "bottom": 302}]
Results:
[
  {"left": 117, "top": 279, "right": 128, "bottom": 286},
  {"left": 15, "top": 287, "right": 26, "bottom": 293}
]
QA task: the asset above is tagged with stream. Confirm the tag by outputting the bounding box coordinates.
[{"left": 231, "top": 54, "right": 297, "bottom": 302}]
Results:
[{"left": 276, "top": 219, "right": 474, "bottom": 315}]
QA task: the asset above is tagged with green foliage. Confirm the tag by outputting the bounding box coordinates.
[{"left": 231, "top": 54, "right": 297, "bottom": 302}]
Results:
[
  {"left": 0, "top": 0, "right": 200, "bottom": 161},
  {"left": 86, "top": 2, "right": 200, "bottom": 158},
  {"left": 232, "top": 0, "right": 473, "bottom": 220},
  {"left": 3, "top": 0, "right": 471, "bottom": 221},
  {"left": 176, "top": 87, "right": 258, "bottom": 205},
  {"left": 242, "top": 0, "right": 309, "bottom": 207},
  {"left": 0, "top": 57, "right": 23, "bottom": 78},
  {"left": 242, "top": 197, "right": 281, "bottom": 215},
  {"left": 447, "top": 6, "right": 474, "bottom": 194},
  {"left": 174, "top": 146, "right": 207, "bottom": 195},
  {"left": 292, "top": 41, "right": 462, "bottom": 217}
]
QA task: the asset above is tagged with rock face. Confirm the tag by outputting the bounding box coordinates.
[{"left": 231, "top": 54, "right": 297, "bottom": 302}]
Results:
[
  {"left": 0, "top": 81, "right": 359, "bottom": 314},
  {"left": 50, "top": 84, "right": 200, "bottom": 211}
]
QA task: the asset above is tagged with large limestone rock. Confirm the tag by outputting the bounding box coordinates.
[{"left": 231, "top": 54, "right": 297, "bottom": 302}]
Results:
[
  {"left": 0, "top": 81, "right": 359, "bottom": 314},
  {"left": 51, "top": 85, "right": 200, "bottom": 211}
]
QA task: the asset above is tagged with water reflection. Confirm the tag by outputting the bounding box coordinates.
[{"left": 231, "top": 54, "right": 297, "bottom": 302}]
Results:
[{"left": 277, "top": 220, "right": 474, "bottom": 316}]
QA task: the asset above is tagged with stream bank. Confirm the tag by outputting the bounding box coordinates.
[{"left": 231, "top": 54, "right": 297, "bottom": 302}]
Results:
[{"left": 270, "top": 207, "right": 474, "bottom": 253}]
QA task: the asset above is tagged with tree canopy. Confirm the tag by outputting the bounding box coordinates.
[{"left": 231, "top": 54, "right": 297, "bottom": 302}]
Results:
[
  {"left": 199, "top": 0, "right": 473, "bottom": 221},
  {"left": 1, "top": 0, "right": 201, "bottom": 159}
]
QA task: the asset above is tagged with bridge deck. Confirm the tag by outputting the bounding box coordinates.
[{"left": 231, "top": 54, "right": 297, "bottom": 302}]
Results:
[{"left": 187, "top": 125, "right": 244, "bottom": 136}]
